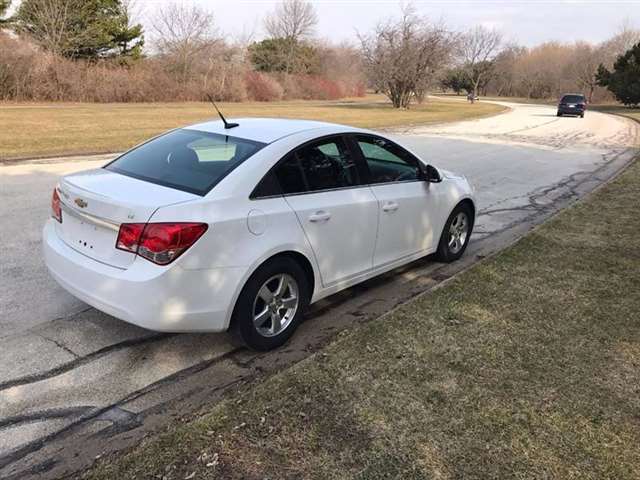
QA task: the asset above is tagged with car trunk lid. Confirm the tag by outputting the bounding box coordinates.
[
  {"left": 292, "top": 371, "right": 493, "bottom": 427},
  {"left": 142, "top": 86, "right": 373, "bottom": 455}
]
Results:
[{"left": 56, "top": 168, "right": 199, "bottom": 269}]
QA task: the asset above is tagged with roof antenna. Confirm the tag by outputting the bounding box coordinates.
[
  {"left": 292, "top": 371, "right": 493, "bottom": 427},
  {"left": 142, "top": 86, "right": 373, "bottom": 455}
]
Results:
[{"left": 206, "top": 94, "right": 239, "bottom": 129}]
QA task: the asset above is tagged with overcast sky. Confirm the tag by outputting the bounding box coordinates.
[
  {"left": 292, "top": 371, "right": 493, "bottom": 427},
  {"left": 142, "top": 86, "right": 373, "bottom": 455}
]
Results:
[{"left": 137, "top": 0, "right": 640, "bottom": 46}]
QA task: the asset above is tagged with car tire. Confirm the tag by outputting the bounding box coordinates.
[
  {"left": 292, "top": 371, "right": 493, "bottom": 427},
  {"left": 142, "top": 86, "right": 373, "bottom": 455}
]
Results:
[
  {"left": 580, "top": 113, "right": 584, "bottom": 118},
  {"left": 435, "top": 203, "right": 473, "bottom": 263},
  {"left": 231, "top": 257, "right": 310, "bottom": 351},
  {"left": 557, "top": 112, "right": 562, "bottom": 117}
]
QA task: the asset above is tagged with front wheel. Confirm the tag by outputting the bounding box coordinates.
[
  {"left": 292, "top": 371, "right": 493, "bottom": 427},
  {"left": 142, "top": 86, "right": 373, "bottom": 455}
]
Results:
[
  {"left": 231, "top": 257, "right": 310, "bottom": 351},
  {"left": 435, "top": 204, "right": 473, "bottom": 263}
]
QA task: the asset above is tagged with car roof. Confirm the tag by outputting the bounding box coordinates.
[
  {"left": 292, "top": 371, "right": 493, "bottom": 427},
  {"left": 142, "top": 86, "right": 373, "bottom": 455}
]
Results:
[{"left": 184, "top": 117, "right": 358, "bottom": 144}]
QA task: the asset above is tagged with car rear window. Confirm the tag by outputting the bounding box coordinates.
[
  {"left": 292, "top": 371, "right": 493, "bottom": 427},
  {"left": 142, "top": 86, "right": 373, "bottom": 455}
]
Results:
[
  {"left": 105, "top": 129, "right": 266, "bottom": 195},
  {"left": 561, "top": 95, "right": 585, "bottom": 103}
]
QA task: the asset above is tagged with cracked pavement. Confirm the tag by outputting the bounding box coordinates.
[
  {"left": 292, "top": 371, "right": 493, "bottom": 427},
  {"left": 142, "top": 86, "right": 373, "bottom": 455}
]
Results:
[{"left": 0, "top": 101, "right": 637, "bottom": 479}]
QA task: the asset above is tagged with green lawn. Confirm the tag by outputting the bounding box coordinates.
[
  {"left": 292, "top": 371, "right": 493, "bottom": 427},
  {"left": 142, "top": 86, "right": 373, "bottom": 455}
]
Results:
[
  {"left": 84, "top": 161, "right": 640, "bottom": 477},
  {"left": 0, "top": 95, "right": 504, "bottom": 160}
]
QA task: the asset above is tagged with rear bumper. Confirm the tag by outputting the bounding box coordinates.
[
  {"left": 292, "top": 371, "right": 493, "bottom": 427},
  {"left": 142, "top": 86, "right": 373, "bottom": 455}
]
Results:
[
  {"left": 558, "top": 107, "right": 585, "bottom": 115},
  {"left": 43, "top": 219, "right": 246, "bottom": 332}
]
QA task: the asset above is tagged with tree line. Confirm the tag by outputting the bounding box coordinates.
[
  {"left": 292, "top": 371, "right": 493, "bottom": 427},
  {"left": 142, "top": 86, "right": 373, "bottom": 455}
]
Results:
[
  {"left": 364, "top": 6, "right": 639, "bottom": 107},
  {"left": 0, "top": 0, "right": 365, "bottom": 102},
  {"left": 447, "top": 23, "right": 640, "bottom": 105},
  {"left": 0, "top": 0, "right": 638, "bottom": 106}
]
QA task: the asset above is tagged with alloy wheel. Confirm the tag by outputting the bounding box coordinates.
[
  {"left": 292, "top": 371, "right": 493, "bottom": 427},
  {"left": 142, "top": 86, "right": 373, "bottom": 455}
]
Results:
[
  {"left": 448, "top": 211, "right": 469, "bottom": 254},
  {"left": 252, "top": 274, "right": 299, "bottom": 337}
]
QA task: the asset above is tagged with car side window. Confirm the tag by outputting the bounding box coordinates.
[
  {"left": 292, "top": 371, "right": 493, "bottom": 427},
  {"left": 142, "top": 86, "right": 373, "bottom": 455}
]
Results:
[
  {"left": 274, "top": 137, "right": 360, "bottom": 195},
  {"left": 355, "top": 135, "right": 420, "bottom": 184},
  {"left": 251, "top": 171, "right": 282, "bottom": 198},
  {"left": 273, "top": 155, "right": 306, "bottom": 195}
]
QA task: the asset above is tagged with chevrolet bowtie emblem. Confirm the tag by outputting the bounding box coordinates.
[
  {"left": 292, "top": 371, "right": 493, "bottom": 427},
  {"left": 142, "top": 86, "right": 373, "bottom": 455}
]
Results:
[{"left": 74, "top": 198, "right": 88, "bottom": 208}]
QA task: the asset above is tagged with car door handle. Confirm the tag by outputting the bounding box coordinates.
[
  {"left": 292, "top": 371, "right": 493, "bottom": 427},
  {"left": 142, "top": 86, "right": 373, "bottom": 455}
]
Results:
[
  {"left": 309, "top": 211, "right": 331, "bottom": 223},
  {"left": 382, "top": 201, "right": 399, "bottom": 212}
]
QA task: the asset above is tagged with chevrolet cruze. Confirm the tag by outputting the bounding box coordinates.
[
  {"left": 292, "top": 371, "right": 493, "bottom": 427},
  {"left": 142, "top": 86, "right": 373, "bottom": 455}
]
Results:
[{"left": 43, "top": 117, "right": 475, "bottom": 350}]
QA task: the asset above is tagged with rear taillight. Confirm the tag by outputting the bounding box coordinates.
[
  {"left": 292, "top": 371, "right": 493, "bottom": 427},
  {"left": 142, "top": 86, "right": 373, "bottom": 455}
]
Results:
[
  {"left": 116, "top": 222, "right": 208, "bottom": 265},
  {"left": 116, "top": 223, "right": 145, "bottom": 253},
  {"left": 51, "top": 188, "right": 62, "bottom": 223}
]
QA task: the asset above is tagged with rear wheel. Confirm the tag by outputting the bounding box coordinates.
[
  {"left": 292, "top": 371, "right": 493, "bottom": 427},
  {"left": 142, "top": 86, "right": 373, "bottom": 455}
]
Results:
[
  {"left": 231, "top": 257, "right": 310, "bottom": 350},
  {"left": 557, "top": 112, "right": 562, "bottom": 117},
  {"left": 580, "top": 113, "right": 584, "bottom": 118},
  {"left": 435, "top": 204, "right": 473, "bottom": 263}
]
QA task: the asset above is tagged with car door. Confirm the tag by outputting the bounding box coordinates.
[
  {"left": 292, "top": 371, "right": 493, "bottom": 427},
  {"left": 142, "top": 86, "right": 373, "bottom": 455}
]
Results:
[
  {"left": 350, "top": 134, "right": 435, "bottom": 268},
  {"left": 273, "top": 136, "right": 378, "bottom": 287}
]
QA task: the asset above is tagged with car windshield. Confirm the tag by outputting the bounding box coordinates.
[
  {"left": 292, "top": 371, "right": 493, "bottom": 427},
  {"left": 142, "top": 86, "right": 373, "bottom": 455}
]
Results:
[
  {"left": 105, "top": 129, "right": 266, "bottom": 196},
  {"left": 561, "top": 95, "right": 584, "bottom": 103}
]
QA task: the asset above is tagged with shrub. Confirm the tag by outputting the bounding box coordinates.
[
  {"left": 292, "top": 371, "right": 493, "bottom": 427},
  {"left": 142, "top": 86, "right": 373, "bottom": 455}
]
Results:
[
  {"left": 0, "top": 33, "right": 359, "bottom": 103},
  {"left": 294, "top": 75, "right": 344, "bottom": 100},
  {"left": 244, "top": 71, "right": 284, "bottom": 102},
  {"left": 278, "top": 73, "right": 304, "bottom": 100},
  {"left": 0, "top": 33, "right": 38, "bottom": 100}
]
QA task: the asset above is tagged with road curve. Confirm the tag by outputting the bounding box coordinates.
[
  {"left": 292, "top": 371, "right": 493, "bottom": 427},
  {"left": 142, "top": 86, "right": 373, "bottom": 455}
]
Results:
[{"left": 0, "top": 101, "right": 637, "bottom": 479}]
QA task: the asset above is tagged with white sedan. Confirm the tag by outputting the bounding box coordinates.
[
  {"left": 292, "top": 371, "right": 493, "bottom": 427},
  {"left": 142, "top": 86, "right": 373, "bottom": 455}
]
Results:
[{"left": 43, "top": 117, "right": 475, "bottom": 350}]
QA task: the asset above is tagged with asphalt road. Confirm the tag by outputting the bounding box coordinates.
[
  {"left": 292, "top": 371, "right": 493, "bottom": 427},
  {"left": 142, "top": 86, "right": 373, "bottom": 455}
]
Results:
[{"left": 0, "top": 101, "right": 637, "bottom": 479}]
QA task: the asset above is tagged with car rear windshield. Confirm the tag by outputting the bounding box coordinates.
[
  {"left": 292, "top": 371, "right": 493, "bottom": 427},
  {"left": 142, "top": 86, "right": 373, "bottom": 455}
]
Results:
[
  {"left": 105, "top": 129, "right": 266, "bottom": 196},
  {"left": 561, "top": 95, "right": 584, "bottom": 103}
]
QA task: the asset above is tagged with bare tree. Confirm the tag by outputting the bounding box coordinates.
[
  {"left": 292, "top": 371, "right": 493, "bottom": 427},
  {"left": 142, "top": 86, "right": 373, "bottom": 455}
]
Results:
[
  {"left": 459, "top": 25, "right": 502, "bottom": 99},
  {"left": 151, "top": 2, "right": 217, "bottom": 83},
  {"left": 233, "top": 21, "right": 258, "bottom": 49},
  {"left": 317, "top": 41, "right": 365, "bottom": 95},
  {"left": 264, "top": 0, "right": 317, "bottom": 74},
  {"left": 264, "top": 0, "right": 317, "bottom": 42},
  {"left": 568, "top": 41, "right": 603, "bottom": 103},
  {"left": 359, "top": 7, "right": 454, "bottom": 108},
  {"left": 121, "top": 0, "right": 142, "bottom": 31},
  {"left": 488, "top": 44, "right": 525, "bottom": 97},
  {"left": 600, "top": 18, "right": 640, "bottom": 68},
  {"left": 612, "top": 18, "right": 640, "bottom": 53}
]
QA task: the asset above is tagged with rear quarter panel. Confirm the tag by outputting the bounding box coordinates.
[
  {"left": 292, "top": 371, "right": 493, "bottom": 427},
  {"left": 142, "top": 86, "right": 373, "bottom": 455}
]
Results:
[{"left": 150, "top": 193, "right": 321, "bottom": 326}]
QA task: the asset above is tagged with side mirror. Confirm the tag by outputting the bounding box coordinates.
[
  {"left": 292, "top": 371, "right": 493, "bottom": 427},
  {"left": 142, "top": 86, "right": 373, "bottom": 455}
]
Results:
[{"left": 420, "top": 164, "right": 442, "bottom": 183}]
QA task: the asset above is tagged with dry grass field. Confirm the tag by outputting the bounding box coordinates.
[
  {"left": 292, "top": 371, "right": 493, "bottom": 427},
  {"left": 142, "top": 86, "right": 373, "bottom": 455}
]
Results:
[
  {"left": 592, "top": 104, "right": 640, "bottom": 123},
  {"left": 0, "top": 95, "right": 504, "bottom": 160}
]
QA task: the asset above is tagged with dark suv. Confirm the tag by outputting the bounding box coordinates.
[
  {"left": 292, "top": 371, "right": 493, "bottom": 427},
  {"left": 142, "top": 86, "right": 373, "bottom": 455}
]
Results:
[{"left": 557, "top": 94, "right": 586, "bottom": 118}]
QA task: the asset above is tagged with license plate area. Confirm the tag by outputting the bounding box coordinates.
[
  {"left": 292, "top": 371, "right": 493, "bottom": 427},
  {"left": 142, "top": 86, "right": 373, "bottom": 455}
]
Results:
[
  {"left": 63, "top": 213, "right": 107, "bottom": 253},
  {"left": 59, "top": 203, "right": 134, "bottom": 268}
]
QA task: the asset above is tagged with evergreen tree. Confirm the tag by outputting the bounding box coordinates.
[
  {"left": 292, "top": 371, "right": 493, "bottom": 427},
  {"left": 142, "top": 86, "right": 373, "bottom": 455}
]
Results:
[
  {"left": 248, "top": 38, "right": 320, "bottom": 74},
  {"left": 597, "top": 42, "right": 640, "bottom": 106},
  {"left": 0, "top": 0, "right": 10, "bottom": 25},
  {"left": 440, "top": 67, "right": 472, "bottom": 95},
  {"left": 15, "top": 0, "right": 143, "bottom": 60}
]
